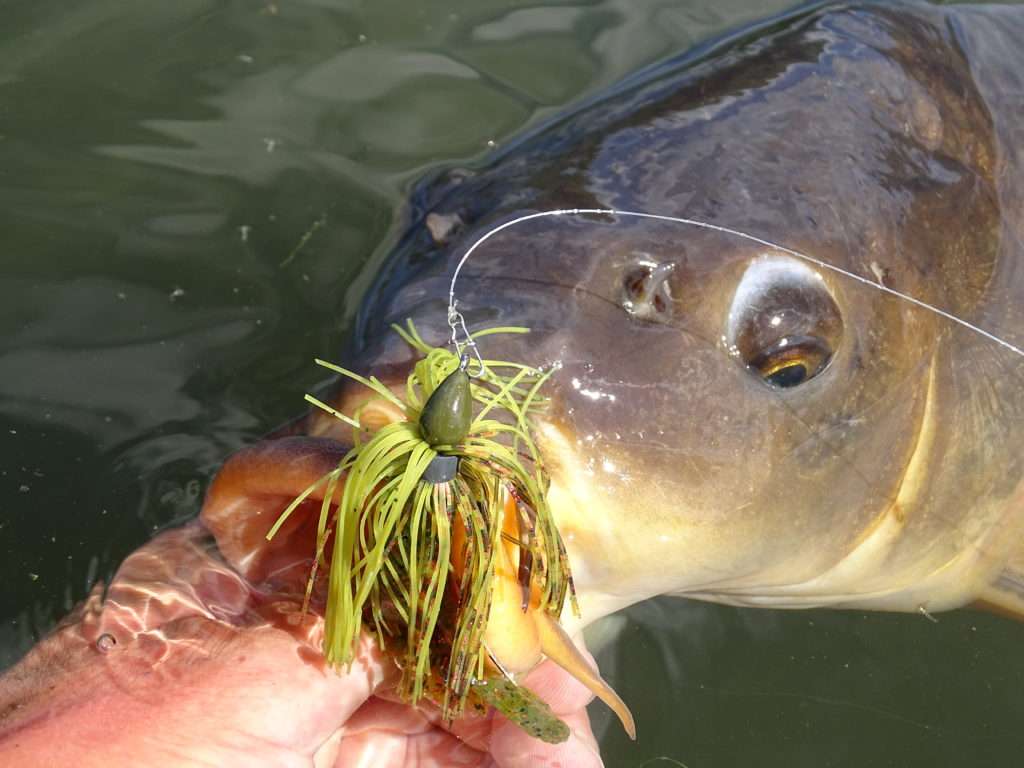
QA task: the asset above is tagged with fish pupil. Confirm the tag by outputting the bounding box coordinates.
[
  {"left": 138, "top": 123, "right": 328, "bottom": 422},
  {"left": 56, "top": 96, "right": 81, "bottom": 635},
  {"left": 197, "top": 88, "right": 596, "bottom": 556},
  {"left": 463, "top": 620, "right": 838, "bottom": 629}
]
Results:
[{"left": 765, "top": 363, "right": 808, "bottom": 388}]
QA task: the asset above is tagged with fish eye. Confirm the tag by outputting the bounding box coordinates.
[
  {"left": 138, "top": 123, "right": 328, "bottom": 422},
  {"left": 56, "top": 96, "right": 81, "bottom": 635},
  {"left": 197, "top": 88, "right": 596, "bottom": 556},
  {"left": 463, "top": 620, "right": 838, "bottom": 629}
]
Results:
[{"left": 727, "top": 256, "right": 843, "bottom": 390}]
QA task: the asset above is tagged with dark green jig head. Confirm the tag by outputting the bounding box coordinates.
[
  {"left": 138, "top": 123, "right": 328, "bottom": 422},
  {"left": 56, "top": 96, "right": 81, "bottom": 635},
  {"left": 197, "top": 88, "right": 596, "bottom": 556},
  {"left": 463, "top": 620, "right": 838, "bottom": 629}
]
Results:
[{"left": 419, "top": 365, "right": 472, "bottom": 447}]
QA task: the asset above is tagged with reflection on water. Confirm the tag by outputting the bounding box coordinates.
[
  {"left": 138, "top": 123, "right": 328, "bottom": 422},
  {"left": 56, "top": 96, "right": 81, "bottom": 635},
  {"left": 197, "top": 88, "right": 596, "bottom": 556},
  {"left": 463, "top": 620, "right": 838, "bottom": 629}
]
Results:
[{"left": 2, "top": 1, "right": 1024, "bottom": 765}]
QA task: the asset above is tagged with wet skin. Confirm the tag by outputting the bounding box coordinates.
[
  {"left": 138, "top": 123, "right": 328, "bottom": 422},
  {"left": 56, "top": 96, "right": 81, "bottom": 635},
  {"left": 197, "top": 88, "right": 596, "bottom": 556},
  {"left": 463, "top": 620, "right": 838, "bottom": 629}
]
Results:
[{"left": 5, "top": 2, "right": 1024, "bottom": 764}]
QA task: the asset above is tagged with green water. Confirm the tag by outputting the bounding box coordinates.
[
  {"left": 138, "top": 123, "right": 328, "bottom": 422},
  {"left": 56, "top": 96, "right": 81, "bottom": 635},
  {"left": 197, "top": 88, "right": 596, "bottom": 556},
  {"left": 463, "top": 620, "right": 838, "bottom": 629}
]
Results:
[{"left": 1, "top": 1, "right": 1022, "bottom": 765}]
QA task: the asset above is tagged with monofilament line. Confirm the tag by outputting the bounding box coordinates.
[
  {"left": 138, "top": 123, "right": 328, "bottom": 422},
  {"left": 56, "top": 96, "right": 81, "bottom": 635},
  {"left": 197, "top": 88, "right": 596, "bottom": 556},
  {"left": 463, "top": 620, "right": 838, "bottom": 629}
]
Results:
[{"left": 446, "top": 208, "right": 1024, "bottom": 359}]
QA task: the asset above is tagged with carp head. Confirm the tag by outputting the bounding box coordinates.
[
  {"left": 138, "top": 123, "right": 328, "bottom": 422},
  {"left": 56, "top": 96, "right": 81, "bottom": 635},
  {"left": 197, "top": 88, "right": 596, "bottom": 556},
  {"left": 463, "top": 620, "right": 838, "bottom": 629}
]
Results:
[{"left": 318, "top": 6, "right": 1024, "bottom": 629}]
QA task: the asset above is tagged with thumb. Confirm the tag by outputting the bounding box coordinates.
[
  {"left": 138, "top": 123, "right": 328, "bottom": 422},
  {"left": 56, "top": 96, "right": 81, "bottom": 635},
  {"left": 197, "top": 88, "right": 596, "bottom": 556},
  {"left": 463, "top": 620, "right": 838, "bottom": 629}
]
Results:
[{"left": 486, "top": 653, "right": 605, "bottom": 768}]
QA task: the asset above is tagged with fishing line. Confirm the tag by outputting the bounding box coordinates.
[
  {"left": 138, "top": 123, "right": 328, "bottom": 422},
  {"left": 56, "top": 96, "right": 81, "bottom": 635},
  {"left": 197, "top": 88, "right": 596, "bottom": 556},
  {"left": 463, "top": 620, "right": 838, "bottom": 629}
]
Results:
[{"left": 446, "top": 208, "right": 1024, "bottom": 360}]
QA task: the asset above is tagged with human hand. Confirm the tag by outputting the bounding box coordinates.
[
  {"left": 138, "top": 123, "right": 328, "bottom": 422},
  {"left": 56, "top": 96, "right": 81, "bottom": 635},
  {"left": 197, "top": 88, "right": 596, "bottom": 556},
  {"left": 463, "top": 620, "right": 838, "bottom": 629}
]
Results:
[{"left": 0, "top": 438, "right": 605, "bottom": 767}]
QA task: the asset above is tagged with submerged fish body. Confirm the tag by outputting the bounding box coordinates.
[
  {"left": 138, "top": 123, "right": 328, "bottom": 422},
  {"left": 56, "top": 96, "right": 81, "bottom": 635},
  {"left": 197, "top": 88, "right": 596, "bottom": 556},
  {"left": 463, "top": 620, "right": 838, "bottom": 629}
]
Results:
[{"left": 308, "top": 2, "right": 1024, "bottom": 628}]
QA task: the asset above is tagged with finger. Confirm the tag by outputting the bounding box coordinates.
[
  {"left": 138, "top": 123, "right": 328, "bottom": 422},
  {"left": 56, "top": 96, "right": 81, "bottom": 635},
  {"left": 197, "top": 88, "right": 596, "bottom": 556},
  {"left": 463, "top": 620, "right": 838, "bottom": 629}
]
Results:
[
  {"left": 482, "top": 655, "right": 603, "bottom": 768},
  {"left": 443, "top": 657, "right": 601, "bottom": 752},
  {"left": 439, "top": 677, "right": 603, "bottom": 764},
  {"left": 520, "top": 650, "right": 599, "bottom": 715},
  {"left": 340, "top": 696, "right": 435, "bottom": 737},
  {"left": 334, "top": 698, "right": 487, "bottom": 768},
  {"left": 87, "top": 524, "right": 251, "bottom": 644},
  {"left": 487, "top": 705, "right": 603, "bottom": 768},
  {"left": 458, "top": 633, "right": 604, "bottom": 767},
  {"left": 487, "top": 698, "right": 602, "bottom": 768}
]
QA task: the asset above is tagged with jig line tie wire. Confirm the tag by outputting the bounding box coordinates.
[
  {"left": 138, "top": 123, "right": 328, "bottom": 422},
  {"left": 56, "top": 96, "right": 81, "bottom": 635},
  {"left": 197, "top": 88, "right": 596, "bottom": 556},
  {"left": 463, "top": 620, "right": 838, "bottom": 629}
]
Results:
[
  {"left": 445, "top": 207, "right": 1024, "bottom": 360},
  {"left": 447, "top": 305, "right": 486, "bottom": 377}
]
